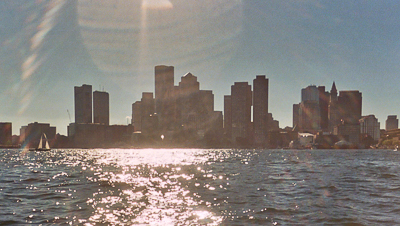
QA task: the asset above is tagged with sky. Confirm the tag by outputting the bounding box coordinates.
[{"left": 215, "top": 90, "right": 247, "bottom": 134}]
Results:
[{"left": 1, "top": 0, "right": 400, "bottom": 135}]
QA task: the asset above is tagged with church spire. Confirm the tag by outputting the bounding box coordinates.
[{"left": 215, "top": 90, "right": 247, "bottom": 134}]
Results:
[{"left": 331, "top": 81, "right": 337, "bottom": 95}]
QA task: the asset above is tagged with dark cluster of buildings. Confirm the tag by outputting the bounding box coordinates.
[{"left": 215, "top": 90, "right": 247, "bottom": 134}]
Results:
[
  {"left": 1, "top": 65, "right": 400, "bottom": 149},
  {"left": 131, "top": 65, "right": 223, "bottom": 147},
  {"left": 223, "top": 76, "right": 280, "bottom": 148},
  {"left": 67, "top": 85, "right": 133, "bottom": 148},
  {"left": 291, "top": 82, "right": 397, "bottom": 148}
]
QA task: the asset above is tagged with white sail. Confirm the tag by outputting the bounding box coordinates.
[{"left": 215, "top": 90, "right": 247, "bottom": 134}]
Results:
[
  {"left": 38, "top": 135, "right": 43, "bottom": 149},
  {"left": 37, "top": 133, "right": 50, "bottom": 150},
  {"left": 45, "top": 136, "right": 50, "bottom": 149}
]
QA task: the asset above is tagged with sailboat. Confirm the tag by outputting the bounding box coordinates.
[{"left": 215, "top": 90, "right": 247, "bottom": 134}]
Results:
[{"left": 35, "top": 133, "right": 51, "bottom": 151}]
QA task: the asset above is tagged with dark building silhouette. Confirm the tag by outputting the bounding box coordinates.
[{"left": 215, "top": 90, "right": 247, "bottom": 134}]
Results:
[
  {"left": 230, "top": 82, "right": 252, "bottom": 144},
  {"left": 175, "top": 72, "right": 221, "bottom": 141},
  {"left": 253, "top": 75, "right": 269, "bottom": 146},
  {"left": 328, "top": 82, "right": 340, "bottom": 133},
  {"left": 20, "top": 122, "right": 56, "bottom": 148},
  {"left": 68, "top": 123, "right": 133, "bottom": 148},
  {"left": 74, "top": 84, "right": 92, "bottom": 123},
  {"left": 360, "top": 115, "right": 380, "bottom": 142},
  {"left": 130, "top": 66, "right": 223, "bottom": 145},
  {"left": 224, "top": 95, "right": 232, "bottom": 140},
  {"left": 93, "top": 90, "right": 109, "bottom": 125},
  {"left": 154, "top": 65, "right": 176, "bottom": 130},
  {"left": 0, "top": 122, "right": 12, "bottom": 145},
  {"left": 338, "top": 90, "right": 362, "bottom": 125},
  {"left": 299, "top": 85, "right": 320, "bottom": 132},
  {"left": 332, "top": 89, "right": 362, "bottom": 145},
  {"left": 318, "top": 86, "right": 329, "bottom": 131},
  {"left": 140, "top": 92, "right": 156, "bottom": 135},
  {"left": 293, "top": 104, "right": 300, "bottom": 129},
  {"left": 386, "top": 115, "right": 398, "bottom": 131},
  {"left": 132, "top": 101, "right": 142, "bottom": 132}
]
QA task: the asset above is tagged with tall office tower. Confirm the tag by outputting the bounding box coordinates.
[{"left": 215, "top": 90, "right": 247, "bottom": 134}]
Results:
[
  {"left": 301, "top": 85, "right": 319, "bottom": 102},
  {"left": 178, "top": 72, "right": 200, "bottom": 127},
  {"left": 328, "top": 82, "right": 340, "bottom": 132},
  {"left": 224, "top": 95, "right": 232, "bottom": 140},
  {"left": 93, "top": 91, "right": 109, "bottom": 125},
  {"left": 299, "top": 85, "right": 320, "bottom": 132},
  {"left": 386, "top": 115, "right": 398, "bottom": 130},
  {"left": 253, "top": 75, "right": 269, "bottom": 146},
  {"left": 231, "top": 82, "right": 252, "bottom": 143},
  {"left": 179, "top": 72, "right": 199, "bottom": 96},
  {"left": 360, "top": 115, "right": 380, "bottom": 141},
  {"left": 338, "top": 90, "right": 362, "bottom": 124},
  {"left": 140, "top": 92, "right": 156, "bottom": 135},
  {"left": 293, "top": 104, "right": 300, "bottom": 129},
  {"left": 132, "top": 101, "right": 142, "bottom": 132},
  {"left": 74, "top": 84, "right": 92, "bottom": 123},
  {"left": 154, "top": 65, "right": 175, "bottom": 130},
  {"left": 318, "top": 86, "right": 329, "bottom": 131},
  {"left": 0, "top": 122, "right": 12, "bottom": 145}
]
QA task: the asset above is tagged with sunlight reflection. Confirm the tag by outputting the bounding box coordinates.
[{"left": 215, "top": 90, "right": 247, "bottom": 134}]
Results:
[{"left": 78, "top": 149, "right": 225, "bottom": 225}]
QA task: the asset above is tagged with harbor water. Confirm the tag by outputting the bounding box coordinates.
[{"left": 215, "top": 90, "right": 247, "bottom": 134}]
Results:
[{"left": 1, "top": 148, "right": 400, "bottom": 225}]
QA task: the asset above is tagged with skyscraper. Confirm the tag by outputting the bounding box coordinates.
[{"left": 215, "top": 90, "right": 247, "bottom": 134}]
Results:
[
  {"left": 253, "top": 75, "right": 269, "bottom": 146},
  {"left": 386, "top": 115, "right": 398, "bottom": 131},
  {"left": 154, "top": 65, "right": 175, "bottom": 130},
  {"left": 328, "top": 82, "right": 340, "bottom": 132},
  {"left": 360, "top": 115, "right": 380, "bottom": 141},
  {"left": 93, "top": 90, "right": 109, "bottom": 125},
  {"left": 231, "top": 82, "right": 252, "bottom": 144},
  {"left": 299, "top": 85, "right": 320, "bottom": 132},
  {"left": 132, "top": 101, "right": 142, "bottom": 132},
  {"left": 338, "top": 90, "right": 362, "bottom": 124},
  {"left": 140, "top": 92, "right": 156, "bottom": 135},
  {"left": 0, "top": 122, "right": 12, "bottom": 145},
  {"left": 74, "top": 84, "right": 92, "bottom": 123},
  {"left": 224, "top": 95, "right": 232, "bottom": 140},
  {"left": 318, "top": 86, "right": 329, "bottom": 131},
  {"left": 293, "top": 104, "right": 300, "bottom": 129}
]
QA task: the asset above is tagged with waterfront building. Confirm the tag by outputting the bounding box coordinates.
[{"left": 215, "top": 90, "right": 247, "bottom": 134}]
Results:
[
  {"left": 0, "top": 122, "right": 12, "bottom": 145},
  {"left": 154, "top": 65, "right": 175, "bottom": 130},
  {"left": 140, "top": 92, "right": 156, "bottom": 136},
  {"left": 132, "top": 101, "right": 142, "bottom": 132},
  {"left": 299, "top": 85, "right": 320, "bottom": 132},
  {"left": 386, "top": 115, "right": 398, "bottom": 131},
  {"left": 68, "top": 123, "right": 133, "bottom": 148},
  {"left": 328, "top": 82, "right": 340, "bottom": 133},
  {"left": 93, "top": 90, "right": 109, "bottom": 125},
  {"left": 224, "top": 95, "right": 232, "bottom": 140},
  {"left": 338, "top": 90, "right": 362, "bottom": 124},
  {"left": 175, "top": 72, "right": 218, "bottom": 140},
  {"left": 230, "top": 82, "right": 252, "bottom": 144},
  {"left": 318, "top": 86, "right": 330, "bottom": 131},
  {"left": 268, "top": 113, "right": 280, "bottom": 131},
  {"left": 20, "top": 122, "right": 56, "bottom": 148},
  {"left": 360, "top": 115, "right": 380, "bottom": 142},
  {"left": 74, "top": 84, "right": 92, "bottom": 123},
  {"left": 253, "top": 75, "right": 269, "bottom": 146},
  {"left": 293, "top": 104, "right": 300, "bottom": 129}
]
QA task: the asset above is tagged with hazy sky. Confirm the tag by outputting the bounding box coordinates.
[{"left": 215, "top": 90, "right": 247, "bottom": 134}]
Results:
[{"left": 1, "top": 0, "right": 400, "bottom": 135}]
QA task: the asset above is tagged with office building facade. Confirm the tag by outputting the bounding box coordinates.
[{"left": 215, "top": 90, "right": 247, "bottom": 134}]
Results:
[
  {"left": 386, "top": 115, "right": 398, "bottom": 131},
  {"left": 74, "top": 84, "right": 92, "bottom": 123},
  {"left": 253, "top": 75, "right": 269, "bottom": 146},
  {"left": 93, "top": 91, "right": 109, "bottom": 125},
  {"left": 230, "top": 82, "right": 252, "bottom": 144}
]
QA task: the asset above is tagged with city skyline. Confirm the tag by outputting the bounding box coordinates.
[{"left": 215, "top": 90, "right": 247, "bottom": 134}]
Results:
[{"left": 1, "top": 1, "right": 400, "bottom": 135}]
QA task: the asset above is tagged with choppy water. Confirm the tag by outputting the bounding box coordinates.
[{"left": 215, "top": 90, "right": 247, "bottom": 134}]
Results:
[{"left": 1, "top": 149, "right": 400, "bottom": 225}]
